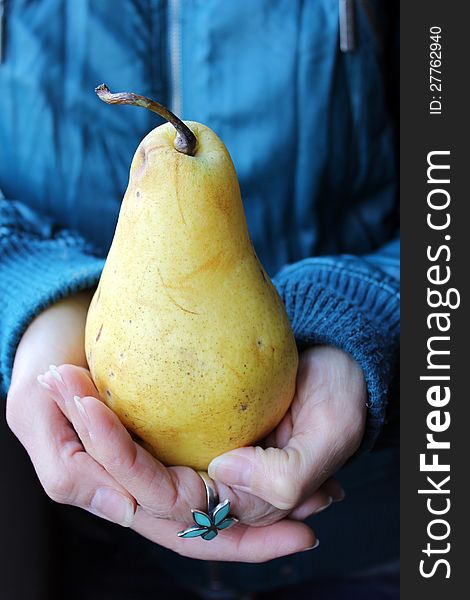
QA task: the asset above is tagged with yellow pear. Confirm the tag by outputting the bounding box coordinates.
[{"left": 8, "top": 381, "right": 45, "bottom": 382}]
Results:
[{"left": 85, "top": 86, "right": 298, "bottom": 470}]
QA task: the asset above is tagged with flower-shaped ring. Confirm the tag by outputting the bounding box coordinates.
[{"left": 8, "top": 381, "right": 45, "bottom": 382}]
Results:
[{"left": 177, "top": 471, "right": 239, "bottom": 541}]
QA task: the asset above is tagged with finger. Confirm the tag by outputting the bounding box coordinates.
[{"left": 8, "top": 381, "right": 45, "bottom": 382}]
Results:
[
  {"left": 47, "top": 366, "right": 210, "bottom": 521},
  {"left": 47, "top": 365, "right": 296, "bottom": 527},
  {"left": 208, "top": 351, "right": 361, "bottom": 510},
  {"left": 289, "top": 478, "right": 345, "bottom": 520},
  {"left": 288, "top": 485, "right": 333, "bottom": 522},
  {"left": 37, "top": 363, "right": 99, "bottom": 419},
  {"left": 323, "top": 477, "right": 346, "bottom": 503},
  {"left": 208, "top": 445, "right": 345, "bottom": 512},
  {"left": 9, "top": 381, "right": 136, "bottom": 527},
  {"left": 208, "top": 445, "right": 306, "bottom": 510},
  {"left": 69, "top": 391, "right": 248, "bottom": 523},
  {"left": 78, "top": 398, "right": 292, "bottom": 527},
  {"left": 289, "top": 495, "right": 332, "bottom": 521},
  {"left": 262, "top": 409, "right": 293, "bottom": 449},
  {"left": 18, "top": 366, "right": 319, "bottom": 560},
  {"left": 52, "top": 363, "right": 290, "bottom": 524},
  {"left": 132, "top": 508, "right": 318, "bottom": 563}
]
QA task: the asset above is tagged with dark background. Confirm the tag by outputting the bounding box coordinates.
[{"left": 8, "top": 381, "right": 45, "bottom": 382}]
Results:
[{"left": 0, "top": 414, "right": 52, "bottom": 599}]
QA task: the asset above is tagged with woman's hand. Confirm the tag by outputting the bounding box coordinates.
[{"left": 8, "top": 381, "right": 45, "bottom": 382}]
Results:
[
  {"left": 6, "top": 294, "right": 324, "bottom": 562},
  {"left": 39, "top": 364, "right": 319, "bottom": 561},
  {"left": 6, "top": 291, "right": 138, "bottom": 524},
  {"left": 208, "top": 345, "right": 367, "bottom": 519}
]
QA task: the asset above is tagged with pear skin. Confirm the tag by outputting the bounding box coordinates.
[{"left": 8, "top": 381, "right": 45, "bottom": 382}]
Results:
[{"left": 86, "top": 93, "right": 298, "bottom": 470}]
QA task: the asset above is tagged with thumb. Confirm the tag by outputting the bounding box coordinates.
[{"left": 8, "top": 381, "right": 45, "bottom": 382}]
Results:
[{"left": 208, "top": 445, "right": 306, "bottom": 511}]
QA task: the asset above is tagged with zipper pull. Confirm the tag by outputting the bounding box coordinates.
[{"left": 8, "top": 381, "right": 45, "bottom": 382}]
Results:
[
  {"left": 339, "top": 0, "right": 356, "bottom": 52},
  {"left": 0, "top": 0, "right": 5, "bottom": 64}
]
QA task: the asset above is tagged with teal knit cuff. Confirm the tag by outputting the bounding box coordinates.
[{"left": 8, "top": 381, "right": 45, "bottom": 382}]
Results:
[
  {"left": 0, "top": 233, "right": 104, "bottom": 397},
  {"left": 273, "top": 258, "right": 400, "bottom": 451}
]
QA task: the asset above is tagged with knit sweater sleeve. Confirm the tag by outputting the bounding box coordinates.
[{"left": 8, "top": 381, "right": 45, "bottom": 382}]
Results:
[
  {"left": 272, "top": 240, "right": 400, "bottom": 451},
  {"left": 0, "top": 198, "right": 104, "bottom": 398}
]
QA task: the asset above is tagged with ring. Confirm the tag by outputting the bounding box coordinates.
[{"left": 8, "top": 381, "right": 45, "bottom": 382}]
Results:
[{"left": 177, "top": 471, "right": 239, "bottom": 540}]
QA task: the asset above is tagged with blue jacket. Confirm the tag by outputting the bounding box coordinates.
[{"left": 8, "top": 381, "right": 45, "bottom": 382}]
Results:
[{"left": 0, "top": 0, "right": 399, "bottom": 591}]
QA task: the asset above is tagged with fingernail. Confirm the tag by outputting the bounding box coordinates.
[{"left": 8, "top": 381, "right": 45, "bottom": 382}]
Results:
[
  {"left": 303, "top": 539, "right": 320, "bottom": 551},
  {"left": 74, "top": 396, "right": 90, "bottom": 427},
  {"left": 208, "top": 454, "right": 252, "bottom": 487},
  {"left": 90, "top": 488, "right": 135, "bottom": 527},
  {"left": 37, "top": 374, "right": 53, "bottom": 391},
  {"left": 333, "top": 488, "right": 346, "bottom": 502},
  {"left": 48, "top": 365, "right": 64, "bottom": 383},
  {"left": 314, "top": 496, "right": 333, "bottom": 514}
]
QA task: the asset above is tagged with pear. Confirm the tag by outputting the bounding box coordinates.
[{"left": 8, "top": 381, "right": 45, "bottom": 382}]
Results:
[{"left": 85, "top": 85, "right": 298, "bottom": 470}]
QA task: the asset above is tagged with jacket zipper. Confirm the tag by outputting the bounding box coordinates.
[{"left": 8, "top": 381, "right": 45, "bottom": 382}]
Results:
[
  {"left": 168, "top": 0, "right": 182, "bottom": 116},
  {"left": 339, "top": 0, "right": 356, "bottom": 52}
]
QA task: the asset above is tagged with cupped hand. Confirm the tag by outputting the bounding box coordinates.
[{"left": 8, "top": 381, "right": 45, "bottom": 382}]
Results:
[
  {"left": 208, "top": 345, "right": 367, "bottom": 520},
  {"left": 38, "top": 363, "right": 320, "bottom": 561},
  {"left": 6, "top": 293, "right": 324, "bottom": 562},
  {"left": 6, "top": 291, "right": 138, "bottom": 524}
]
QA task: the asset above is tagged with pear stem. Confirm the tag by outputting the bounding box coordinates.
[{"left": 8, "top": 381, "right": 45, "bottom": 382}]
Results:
[{"left": 95, "top": 84, "right": 197, "bottom": 156}]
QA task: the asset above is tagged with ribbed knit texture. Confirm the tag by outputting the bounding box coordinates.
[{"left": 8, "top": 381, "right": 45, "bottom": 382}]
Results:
[
  {"left": 1, "top": 200, "right": 399, "bottom": 449},
  {"left": 274, "top": 257, "right": 400, "bottom": 450},
  {"left": 0, "top": 200, "right": 104, "bottom": 396}
]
